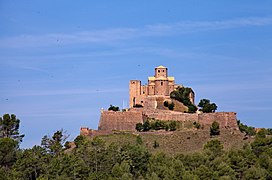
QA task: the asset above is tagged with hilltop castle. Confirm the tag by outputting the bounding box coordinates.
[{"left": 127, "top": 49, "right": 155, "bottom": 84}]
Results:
[
  {"left": 81, "top": 66, "right": 238, "bottom": 136},
  {"left": 129, "top": 66, "right": 194, "bottom": 109}
]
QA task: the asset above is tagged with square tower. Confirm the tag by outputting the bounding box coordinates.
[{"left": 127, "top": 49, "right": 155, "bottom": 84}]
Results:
[{"left": 155, "top": 65, "right": 168, "bottom": 78}]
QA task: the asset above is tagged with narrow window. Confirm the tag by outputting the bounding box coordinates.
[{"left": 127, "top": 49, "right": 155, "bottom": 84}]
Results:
[
  {"left": 161, "top": 82, "right": 163, "bottom": 86},
  {"left": 158, "top": 70, "right": 160, "bottom": 73}
]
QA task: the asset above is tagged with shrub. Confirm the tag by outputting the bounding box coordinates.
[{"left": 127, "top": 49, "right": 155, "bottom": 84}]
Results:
[
  {"left": 168, "top": 102, "right": 175, "bottom": 110},
  {"left": 108, "top": 105, "right": 120, "bottom": 111},
  {"left": 136, "top": 123, "right": 143, "bottom": 132},
  {"left": 210, "top": 121, "right": 220, "bottom": 136}
]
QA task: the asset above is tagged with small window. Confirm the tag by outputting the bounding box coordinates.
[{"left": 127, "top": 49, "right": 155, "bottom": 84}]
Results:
[
  {"left": 161, "top": 82, "right": 163, "bottom": 86},
  {"left": 163, "top": 70, "right": 165, "bottom": 72},
  {"left": 143, "top": 91, "right": 145, "bottom": 94},
  {"left": 158, "top": 70, "right": 160, "bottom": 73}
]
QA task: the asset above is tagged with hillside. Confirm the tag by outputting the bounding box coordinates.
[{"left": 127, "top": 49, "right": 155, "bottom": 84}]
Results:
[{"left": 96, "top": 129, "right": 253, "bottom": 155}]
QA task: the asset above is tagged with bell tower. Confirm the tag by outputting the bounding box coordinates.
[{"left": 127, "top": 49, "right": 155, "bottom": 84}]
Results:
[{"left": 155, "top": 65, "right": 168, "bottom": 78}]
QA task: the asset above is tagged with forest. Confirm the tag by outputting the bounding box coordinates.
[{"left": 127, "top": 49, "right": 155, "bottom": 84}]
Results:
[{"left": 1, "top": 114, "right": 272, "bottom": 180}]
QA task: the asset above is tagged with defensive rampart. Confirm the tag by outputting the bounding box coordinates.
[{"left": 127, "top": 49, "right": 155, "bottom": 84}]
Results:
[
  {"left": 98, "top": 110, "right": 144, "bottom": 131},
  {"left": 97, "top": 109, "right": 239, "bottom": 132}
]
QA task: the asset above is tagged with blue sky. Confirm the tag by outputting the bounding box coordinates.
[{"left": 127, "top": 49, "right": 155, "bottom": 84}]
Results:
[{"left": 1, "top": 1, "right": 272, "bottom": 148}]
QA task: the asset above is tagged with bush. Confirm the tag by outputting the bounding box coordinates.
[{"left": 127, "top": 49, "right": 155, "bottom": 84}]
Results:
[
  {"left": 193, "top": 122, "right": 201, "bottom": 129},
  {"left": 108, "top": 105, "right": 120, "bottom": 111},
  {"left": 136, "top": 123, "right": 143, "bottom": 132},
  {"left": 168, "top": 102, "right": 175, "bottom": 110},
  {"left": 169, "top": 121, "right": 177, "bottom": 131},
  {"left": 198, "top": 99, "right": 217, "bottom": 113},
  {"left": 210, "top": 121, "right": 220, "bottom": 136},
  {"left": 237, "top": 120, "right": 256, "bottom": 136}
]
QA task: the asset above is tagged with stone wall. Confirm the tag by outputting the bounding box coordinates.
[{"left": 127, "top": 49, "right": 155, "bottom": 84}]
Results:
[
  {"left": 98, "top": 110, "right": 144, "bottom": 131},
  {"left": 97, "top": 109, "right": 239, "bottom": 132}
]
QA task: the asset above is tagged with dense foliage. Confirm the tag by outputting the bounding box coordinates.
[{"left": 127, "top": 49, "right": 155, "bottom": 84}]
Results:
[
  {"left": 237, "top": 120, "right": 256, "bottom": 136},
  {"left": 210, "top": 121, "right": 220, "bottom": 136},
  {"left": 108, "top": 105, "right": 120, "bottom": 111},
  {"left": 2, "top": 134, "right": 272, "bottom": 179},
  {"left": 136, "top": 119, "right": 177, "bottom": 132},
  {"left": 2, "top": 113, "right": 272, "bottom": 179},
  {"left": 198, "top": 99, "right": 217, "bottom": 113},
  {"left": 170, "top": 86, "right": 197, "bottom": 113},
  {"left": 163, "top": 101, "right": 175, "bottom": 110}
]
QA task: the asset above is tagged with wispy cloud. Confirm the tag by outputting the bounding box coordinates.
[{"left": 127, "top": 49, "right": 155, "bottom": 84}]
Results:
[
  {"left": 1, "top": 16, "right": 272, "bottom": 48},
  {"left": 3, "top": 88, "right": 127, "bottom": 97}
]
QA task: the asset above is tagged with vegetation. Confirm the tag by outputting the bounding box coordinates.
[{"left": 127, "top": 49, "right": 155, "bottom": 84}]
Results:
[
  {"left": 193, "top": 121, "right": 201, "bottom": 129},
  {"left": 108, "top": 104, "right": 120, "bottom": 111},
  {"left": 163, "top": 101, "right": 175, "bottom": 110},
  {"left": 198, "top": 99, "right": 217, "bottom": 113},
  {"left": 170, "top": 86, "right": 197, "bottom": 113},
  {"left": 2, "top": 113, "right": 272, "bottom": 179},
  {"left": 237, "top": 120, "right": 256, "bottom": 136},
  {"left": 136, "top": 119, "right": 178, "bottom": 132},
  {"left": 210, "top": 121, "right": 220, "bottom": 136}
]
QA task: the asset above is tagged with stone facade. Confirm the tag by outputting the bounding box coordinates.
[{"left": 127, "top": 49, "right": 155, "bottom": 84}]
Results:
[{"left": 129, "top": 65, "right": 195, "bottom": 108}]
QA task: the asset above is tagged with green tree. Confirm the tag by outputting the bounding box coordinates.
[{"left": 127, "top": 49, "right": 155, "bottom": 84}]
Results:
[
  {"left": 0, "top": 138, "right": 18, "bottom": 168},
  {"left": 198, "top": 99, "right": 217, "bottom": 113},
  {"left": 210, "top": 121, "right": 220, "bottom": 136},
  {"left": 41, "top": 129, "right": 69, "bottom": 156},
  {"left": 0, "top": 114, "right": 24, "bottom": 142},
  {"left": 204, "top": 139, "right": 224, "bottom": 157},
  {"left": 108, "top": 105, "right": 120, "bottom": 111},
  {"left": 12, "top": 146, "right": 50, "bottom": 180},
  {"left": 170, "top": 86, "right": 197, "bottom": 113}
]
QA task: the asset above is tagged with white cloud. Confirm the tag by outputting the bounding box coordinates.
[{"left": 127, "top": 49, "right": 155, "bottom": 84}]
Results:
[{"left": 1, "top": 16, "right": 272, "bottom": 48}]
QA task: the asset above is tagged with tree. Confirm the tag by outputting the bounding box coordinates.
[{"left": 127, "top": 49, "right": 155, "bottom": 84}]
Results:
[
  {"left": 198, "top": 99, "right": 217, "bottom": 113},
  {"left": 0, "top": 114, "right": 24, "bottom": 142},
  {"left": 41, "top": 129, "right": 69, "bottom": 156},
  {"left": 170, "top": 86, "right": 197, "bottom": 113},
  {"left": 210, "top": 121, "right": 220, "bottom": 136},
  {"left": 108, "top": 105, "right": 120, "bottom": 111},
  {"left": 0, "top": 138, "right": 18, "bottom": 168}
]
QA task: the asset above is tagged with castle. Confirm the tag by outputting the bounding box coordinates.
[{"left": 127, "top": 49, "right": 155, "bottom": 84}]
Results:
[
  {"left": 80, "top": 66, "right": 238, "bottom": 136},
  {"left": 129, "top": 65, "right": 194, "bottom": 108}
]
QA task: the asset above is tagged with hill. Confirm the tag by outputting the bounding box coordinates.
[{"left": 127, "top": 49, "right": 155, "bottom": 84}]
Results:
[{"left": 92, "top": 129, "right": 252, "bottom": 155}]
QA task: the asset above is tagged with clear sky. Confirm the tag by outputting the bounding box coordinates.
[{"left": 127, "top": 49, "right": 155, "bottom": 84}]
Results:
[{"left": 1, "top": 1, "right": 272, "bottom": 148}]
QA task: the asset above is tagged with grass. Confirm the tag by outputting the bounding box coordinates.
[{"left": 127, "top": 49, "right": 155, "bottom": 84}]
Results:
[{"left": 96, "top": 129, "right": 252, "bottom": 155}]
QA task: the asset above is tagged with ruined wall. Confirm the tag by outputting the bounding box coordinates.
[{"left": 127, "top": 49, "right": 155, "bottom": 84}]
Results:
[{"left": 98, "top": 111, "right": 144, "bottom": 131}]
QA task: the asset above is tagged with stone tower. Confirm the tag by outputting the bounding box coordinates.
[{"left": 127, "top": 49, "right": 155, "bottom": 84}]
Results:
[{"left": 129, "top": 65, "right": 185, "bottom": 108}]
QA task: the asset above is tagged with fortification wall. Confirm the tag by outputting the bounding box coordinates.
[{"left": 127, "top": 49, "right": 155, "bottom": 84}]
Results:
[
  {"left": 198, "top": 112, "right": 238, "bottom": 130},
  {"left": 98, "top": 111, "right": 143, "bottom": 131},
  {"left": 97, "top": 109, "right": 239, "bottom": 132}
]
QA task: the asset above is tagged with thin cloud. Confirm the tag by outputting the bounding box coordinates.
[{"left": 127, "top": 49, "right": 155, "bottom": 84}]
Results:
[
  {"left": 1, "top": 16, "right": 272, "bottom": 48},
  {"left": 3, "top": 88, "right": 127, "bottom": 97}
]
